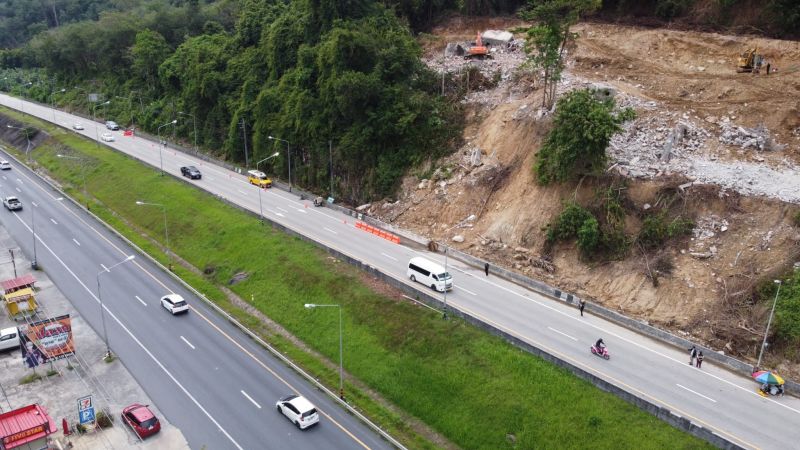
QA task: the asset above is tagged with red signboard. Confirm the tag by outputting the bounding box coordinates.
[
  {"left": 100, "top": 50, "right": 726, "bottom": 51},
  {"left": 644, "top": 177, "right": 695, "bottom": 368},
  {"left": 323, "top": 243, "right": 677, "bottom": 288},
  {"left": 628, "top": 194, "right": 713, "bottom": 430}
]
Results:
[{"left": 3, "top": 424, "right": 45, "bottom": 445}]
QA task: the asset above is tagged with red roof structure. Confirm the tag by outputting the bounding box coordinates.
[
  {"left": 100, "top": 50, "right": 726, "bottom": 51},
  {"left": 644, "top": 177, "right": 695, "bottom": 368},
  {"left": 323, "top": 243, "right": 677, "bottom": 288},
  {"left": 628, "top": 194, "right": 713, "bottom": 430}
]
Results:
[
  {"left": 0, "top": 275, "right": 36, "bottom": 295},
  {"left": 0, "top": 404, "right": 56, "bottom": 449}
]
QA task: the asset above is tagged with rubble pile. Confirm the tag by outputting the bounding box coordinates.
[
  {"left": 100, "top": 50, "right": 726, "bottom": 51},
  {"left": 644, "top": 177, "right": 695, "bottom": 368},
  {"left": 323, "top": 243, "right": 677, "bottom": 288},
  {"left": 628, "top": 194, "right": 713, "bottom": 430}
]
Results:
[
  {"left": 685, "top": 215, "right": 729, "bottom": 259},
  {"left": 607, "top": 114, "right": 710, "bottom": 178},
  {"left": 718, "top": 120, "right": 781, "bottom": 151}
]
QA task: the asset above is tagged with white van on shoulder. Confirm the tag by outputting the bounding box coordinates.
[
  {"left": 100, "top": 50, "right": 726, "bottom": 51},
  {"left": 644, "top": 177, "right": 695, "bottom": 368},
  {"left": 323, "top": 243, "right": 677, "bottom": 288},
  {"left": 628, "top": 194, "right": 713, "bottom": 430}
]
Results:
[{"left": 407, "top": 257, "right": 453, "bottom": 292}]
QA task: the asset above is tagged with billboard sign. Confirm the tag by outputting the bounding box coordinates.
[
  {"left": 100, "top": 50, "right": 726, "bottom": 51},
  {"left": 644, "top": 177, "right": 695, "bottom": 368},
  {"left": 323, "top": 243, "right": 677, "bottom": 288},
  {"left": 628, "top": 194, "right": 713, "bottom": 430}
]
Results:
[{"left": 20, "top": 315, "right": 75, "bottom": 368}]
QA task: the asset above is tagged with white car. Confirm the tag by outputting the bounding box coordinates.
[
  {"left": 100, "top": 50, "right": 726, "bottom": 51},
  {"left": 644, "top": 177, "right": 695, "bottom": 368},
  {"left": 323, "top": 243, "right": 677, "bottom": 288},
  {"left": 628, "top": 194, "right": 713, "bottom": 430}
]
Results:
[
  {"left": 160, "top": 294, "right": 188, "bottom": 315},
  {"left": 0, "top": 160, "right": 10, "bottom": 170},
  {"left": 100, "top": 132, "right": 115, "bottom": 142},
  {"left": 3, "top": 196, "right": 22, "bottom": 211},
  {"left": 0, "top": 327, "right": 20, "bottom": 352},
  {"left": 72, "top": 123, "right": 84, "bottom": 130},
  {"left": 276, "top": 395, "right": 319, "bottom": 429}
]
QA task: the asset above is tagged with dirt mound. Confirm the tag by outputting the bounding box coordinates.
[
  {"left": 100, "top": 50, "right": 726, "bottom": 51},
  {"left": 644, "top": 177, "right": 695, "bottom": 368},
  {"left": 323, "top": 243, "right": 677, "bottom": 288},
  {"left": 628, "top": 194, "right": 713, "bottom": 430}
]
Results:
[{"left": 379, "top": 19, "right": 800, "bottom": 376}]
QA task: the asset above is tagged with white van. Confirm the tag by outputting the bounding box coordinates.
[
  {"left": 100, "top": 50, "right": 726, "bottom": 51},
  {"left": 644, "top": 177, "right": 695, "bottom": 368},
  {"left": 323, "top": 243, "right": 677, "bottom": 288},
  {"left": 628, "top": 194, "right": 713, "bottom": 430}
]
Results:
[
  {"left": 0, "top": 327, "right": 20, "bottom": 352},
  {"left": 407, "top": 257, "right": 453, "bottom": 292}
]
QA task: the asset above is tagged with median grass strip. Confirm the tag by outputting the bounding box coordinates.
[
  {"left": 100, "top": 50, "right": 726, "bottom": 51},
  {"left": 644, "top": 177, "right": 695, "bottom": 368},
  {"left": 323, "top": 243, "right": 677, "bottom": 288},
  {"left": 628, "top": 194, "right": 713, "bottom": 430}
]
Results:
[{"left": 2, "top": 109, "right": 711, "bottom": 449}]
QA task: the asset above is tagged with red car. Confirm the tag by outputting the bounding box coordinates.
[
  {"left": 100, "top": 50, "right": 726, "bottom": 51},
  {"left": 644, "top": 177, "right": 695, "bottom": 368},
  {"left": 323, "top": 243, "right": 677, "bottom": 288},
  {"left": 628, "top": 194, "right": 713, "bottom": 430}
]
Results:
[{"left": 121, "top": 403, "right": 161, "bottom": 438}]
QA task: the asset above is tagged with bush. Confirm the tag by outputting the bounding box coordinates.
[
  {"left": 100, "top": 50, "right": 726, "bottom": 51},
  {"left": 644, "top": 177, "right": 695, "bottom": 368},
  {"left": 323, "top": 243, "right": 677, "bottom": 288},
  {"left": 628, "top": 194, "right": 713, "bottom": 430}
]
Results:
[
  {"left": 667, "top": 216, "right": 694, "bottom": 238},
  {"left": 96, "top": 410, "right": 114, "bottom": 428},
  {"left": 655, "top": 0, "right": 690, "bottom": 19},
  {"left": 547, "top": 202, "right": 594, "bottom": 243},
  {"left": 577, "top": 217, "right": 601, "bottom": 255},
  {"left": 638, "top": 213, "right": 668, "bottom": 249}
]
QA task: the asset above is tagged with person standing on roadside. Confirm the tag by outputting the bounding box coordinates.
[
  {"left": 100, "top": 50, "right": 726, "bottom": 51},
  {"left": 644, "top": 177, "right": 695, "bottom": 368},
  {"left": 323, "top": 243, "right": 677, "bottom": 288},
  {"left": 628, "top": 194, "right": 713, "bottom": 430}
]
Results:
[
  {"left": 688, "top": 345, "right": 697, "bottom": 365},
  {"left": 696, "top": 351, "right": 704, "bottom": 368},
  {"left": 579, "top": 299, "right": 586, "bottom": 317},
  {"left": 484, "top": 262, "right": 489, "bottom": 276}
]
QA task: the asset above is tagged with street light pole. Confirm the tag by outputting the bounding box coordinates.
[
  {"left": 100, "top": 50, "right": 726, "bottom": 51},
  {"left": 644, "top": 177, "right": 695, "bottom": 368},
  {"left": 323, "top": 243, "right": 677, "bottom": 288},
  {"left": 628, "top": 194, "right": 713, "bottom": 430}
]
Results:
[
  {"left": 178, "top": 112, "right": 197, "bottom": 154},
  {"left": 92, "top": 100, "right": 111, "bottom": 149},
  {"left": 157, "top": 120, "right": 177, "bottom": 175},
  {"left": 6, "top": 125, "right": 31, "bottom": 162},
  {"left": 304, "top": 303, "right": 344, "bottom": 400},
  {"left": 756, "top": 280, "right": 782, "bottom": 370},
  {"left": 30, "top": 198, "right": 37, "bottom": 270},
  {"left": 135, "top": 201, "right": 170, "bottom": 267},
  {"left": 268, "top": 136, "right": 292, "bottom": 192},
  {"left": 51, "top": 87, "right": 65, "bottom": 122},
  {"left": 253, "top": 152, "right": 280, "bottom": 224},
  {"left": 96, "top": 255, "right": 135, "bottom": 359}
]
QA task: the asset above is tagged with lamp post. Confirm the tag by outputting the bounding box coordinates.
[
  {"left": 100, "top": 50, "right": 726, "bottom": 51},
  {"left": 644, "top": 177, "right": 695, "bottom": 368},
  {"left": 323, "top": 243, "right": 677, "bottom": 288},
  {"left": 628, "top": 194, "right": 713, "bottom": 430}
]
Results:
[
  {"left": 96, "top": 255, "right": 135, "bottom": 359},
  {"left": 443, "top": 245, "right": 449, "bottom": 319},
  {"left": 51, "top": 87, "right": 65, "bottom": 122},
  {"left": 92, "top": 100, "right": 111, "bottom": 148},
  {"left": 6, "top": 125, "right": 31, "bottom": 162},
  {"left": 304, "top": 303, "right": 344, "bottom": 399},
  {"left": 268, "top": 136, "right": 292, "bottom": 192},
  {"left": 178, "top": 111, "right": 197, "bottom": 153},
  {"left": 56, "top": 154, "right": 88, "bottom": 194},
  {"left": 30, "top": 197, "right": 38, "bottom": 270},
  {"left": 756, "top": 280, "right": 782, "bottom": 371},
  {"left": 135, "top": 201, "right": 170, "bottom": 267},
  {"left": 253, "top": 152, "right": 280, "bottom": 223},
  {"left": 157, "top": 120, "right": 177, "bottom": 175}
]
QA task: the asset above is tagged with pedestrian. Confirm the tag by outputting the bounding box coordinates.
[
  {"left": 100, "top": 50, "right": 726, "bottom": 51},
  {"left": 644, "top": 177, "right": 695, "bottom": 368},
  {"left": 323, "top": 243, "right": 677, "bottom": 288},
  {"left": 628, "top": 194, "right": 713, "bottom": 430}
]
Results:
[
  {"left": 484, "top": 262, "right": 489, "bottom": 276},
  {"left": 578, "top": 299, "right": 586, "bottom": 317},
  {"left": 688, "top": 345, "right": 697, "bottom": 365},
  {"left": 766, "top": 62, "right": 771, "bottom": 75},
  {"left": 695, "top": 351, "right": 704, "bottom": 368}
]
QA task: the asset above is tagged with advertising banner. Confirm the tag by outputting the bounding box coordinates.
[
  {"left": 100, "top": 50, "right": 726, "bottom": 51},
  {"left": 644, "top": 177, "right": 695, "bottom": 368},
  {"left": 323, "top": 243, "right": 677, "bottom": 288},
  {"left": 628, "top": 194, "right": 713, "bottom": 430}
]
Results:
[{"left": 20, "top": 315, "right": 75, "bottom": 368}]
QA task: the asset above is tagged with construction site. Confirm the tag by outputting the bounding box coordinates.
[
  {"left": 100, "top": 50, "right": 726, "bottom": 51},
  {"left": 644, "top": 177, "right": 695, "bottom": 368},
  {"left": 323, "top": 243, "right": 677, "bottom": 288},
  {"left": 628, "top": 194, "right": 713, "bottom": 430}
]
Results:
[{"left": 368, "top": 18, "right": 800, "bottom": 377}]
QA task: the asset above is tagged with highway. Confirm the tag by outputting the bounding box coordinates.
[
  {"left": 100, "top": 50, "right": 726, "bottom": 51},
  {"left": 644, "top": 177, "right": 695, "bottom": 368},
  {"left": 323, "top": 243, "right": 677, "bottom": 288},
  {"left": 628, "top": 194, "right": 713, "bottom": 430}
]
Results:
[
  {"left": 0, "top": 97, "right": 393, "bottom": 449},
  {"left": 3, "top": 93, "right": 800, "bottom": 449}
]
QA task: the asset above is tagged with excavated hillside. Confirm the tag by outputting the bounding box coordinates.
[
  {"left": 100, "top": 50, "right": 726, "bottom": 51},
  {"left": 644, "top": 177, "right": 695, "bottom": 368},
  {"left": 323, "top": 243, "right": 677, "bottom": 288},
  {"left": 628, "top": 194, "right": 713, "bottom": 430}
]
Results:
[{"left": 371, "top": 18, "right": 800, "bottom": 376}]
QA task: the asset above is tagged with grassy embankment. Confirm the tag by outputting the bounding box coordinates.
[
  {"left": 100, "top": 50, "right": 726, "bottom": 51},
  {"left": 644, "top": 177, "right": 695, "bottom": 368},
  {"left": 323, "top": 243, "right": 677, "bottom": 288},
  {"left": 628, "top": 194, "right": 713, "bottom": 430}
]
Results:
[{"left": 1, "top": 108, "right": 711, "bottom": 449}]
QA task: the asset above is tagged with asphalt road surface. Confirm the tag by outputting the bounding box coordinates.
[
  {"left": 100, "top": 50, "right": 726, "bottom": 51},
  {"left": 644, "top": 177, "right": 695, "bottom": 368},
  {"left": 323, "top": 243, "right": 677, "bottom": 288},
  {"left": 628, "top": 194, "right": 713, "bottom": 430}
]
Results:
[
  {"left": 0, "top": 98, "right": 394, "bottom": 450},
  {"left": 3, "top": 94, "right": 800, "bottom": 449}
]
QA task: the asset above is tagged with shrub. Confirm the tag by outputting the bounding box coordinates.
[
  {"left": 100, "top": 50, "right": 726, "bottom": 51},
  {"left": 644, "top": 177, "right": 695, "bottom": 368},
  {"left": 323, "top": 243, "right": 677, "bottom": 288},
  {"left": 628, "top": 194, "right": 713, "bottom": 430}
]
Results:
[
  {"left": 577, "top": 217, "right": 601, "bottom": 255},
  {"left": 547, "top": 202, "right": 594, "bottom": 243},
  {"left": 638, "top": 213, "right": 668, "bottom": 249},
  {"left": 96, "top": 410, "right": 114, "bottom": 428},
  {"left": 667, "top": 216, "right": 694, "bottom": 238}
]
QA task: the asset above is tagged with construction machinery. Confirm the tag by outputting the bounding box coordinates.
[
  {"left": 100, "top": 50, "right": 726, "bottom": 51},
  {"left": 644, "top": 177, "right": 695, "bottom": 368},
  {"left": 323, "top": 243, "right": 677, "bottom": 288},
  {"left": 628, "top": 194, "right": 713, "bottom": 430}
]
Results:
[
  {"left": 465, "top": 33, "right": 490, "bottom": 60},
  {"left": 737, "top": 47, "right": 762, "bottom": 73}
]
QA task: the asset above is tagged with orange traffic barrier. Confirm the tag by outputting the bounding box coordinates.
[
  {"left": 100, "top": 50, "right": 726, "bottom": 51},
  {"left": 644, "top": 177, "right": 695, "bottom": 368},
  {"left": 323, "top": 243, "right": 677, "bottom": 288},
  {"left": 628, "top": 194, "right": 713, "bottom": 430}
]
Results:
[{"left": 392, "top": 236, "right": 400, "bottom": 244}]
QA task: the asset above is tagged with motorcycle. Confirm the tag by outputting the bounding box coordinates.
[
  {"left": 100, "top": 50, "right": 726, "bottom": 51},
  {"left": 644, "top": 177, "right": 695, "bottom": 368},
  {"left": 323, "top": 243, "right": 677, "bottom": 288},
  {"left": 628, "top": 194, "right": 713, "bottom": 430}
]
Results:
[{"left": 590, "top": 345, "right": 610, "bottom": 360}]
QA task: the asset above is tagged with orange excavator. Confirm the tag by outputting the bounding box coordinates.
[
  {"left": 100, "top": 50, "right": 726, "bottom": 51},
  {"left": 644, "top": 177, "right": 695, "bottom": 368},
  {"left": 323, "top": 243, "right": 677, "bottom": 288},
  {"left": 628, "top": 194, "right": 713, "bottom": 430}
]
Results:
[{"left": 465, "top": 33, "right": 490, "bottom": 59}]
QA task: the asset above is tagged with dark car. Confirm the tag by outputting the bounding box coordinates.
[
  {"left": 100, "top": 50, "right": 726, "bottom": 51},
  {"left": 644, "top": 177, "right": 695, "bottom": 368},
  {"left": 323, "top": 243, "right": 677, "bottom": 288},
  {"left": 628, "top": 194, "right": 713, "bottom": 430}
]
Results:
[
  {"left": 180, "top": 166, "right": 201, "bottom": 180},
  {"left": 121, "top": 403, "right": 161, "bottom": 439}
]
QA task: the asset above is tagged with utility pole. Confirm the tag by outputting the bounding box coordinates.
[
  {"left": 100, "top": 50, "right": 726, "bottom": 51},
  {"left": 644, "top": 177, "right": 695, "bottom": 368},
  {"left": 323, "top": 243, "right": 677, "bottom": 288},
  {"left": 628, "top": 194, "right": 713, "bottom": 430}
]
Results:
[
  {"left": 329, "top": 140, "right": 333, "bottom": 198},
  {"left": 9, "top": 250, "right": 16, "bottom": 277},
  {"left": 240, "top": 118, "right": 249, "bottom": 169}
]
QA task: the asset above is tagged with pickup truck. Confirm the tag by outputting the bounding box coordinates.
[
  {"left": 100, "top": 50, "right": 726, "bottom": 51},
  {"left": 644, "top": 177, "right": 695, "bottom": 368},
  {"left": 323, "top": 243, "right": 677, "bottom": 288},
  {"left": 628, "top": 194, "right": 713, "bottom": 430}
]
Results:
[{"left": 3, "top": 196, "right": 22, "bottom": 211}]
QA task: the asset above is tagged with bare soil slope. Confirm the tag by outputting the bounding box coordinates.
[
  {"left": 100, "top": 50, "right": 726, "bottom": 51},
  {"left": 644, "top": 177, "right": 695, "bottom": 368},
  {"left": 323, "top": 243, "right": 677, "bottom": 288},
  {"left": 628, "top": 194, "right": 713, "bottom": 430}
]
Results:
[{"left": 374, "top": 19, "right": 800, "bottom": 375}]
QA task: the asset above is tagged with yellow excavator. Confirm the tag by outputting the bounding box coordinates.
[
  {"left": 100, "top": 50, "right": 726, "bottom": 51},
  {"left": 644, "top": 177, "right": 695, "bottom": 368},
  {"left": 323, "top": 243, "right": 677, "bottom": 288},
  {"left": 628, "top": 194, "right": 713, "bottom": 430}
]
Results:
[{"left": 737, "top": 47, "right": 762, "bottom": 73}]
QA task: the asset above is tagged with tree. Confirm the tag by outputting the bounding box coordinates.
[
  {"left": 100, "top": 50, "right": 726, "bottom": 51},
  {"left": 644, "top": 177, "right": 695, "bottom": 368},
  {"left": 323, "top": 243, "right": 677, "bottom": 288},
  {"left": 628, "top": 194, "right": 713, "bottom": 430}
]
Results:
[
  {"left": 129, "top": 30, "right": 171, "bottom": 92},
  {"left": 520, "top": 0, "right": 600, "bottom": 108},
  {"left": 534, "top": 88, "right": 634, "bottom": 185}
]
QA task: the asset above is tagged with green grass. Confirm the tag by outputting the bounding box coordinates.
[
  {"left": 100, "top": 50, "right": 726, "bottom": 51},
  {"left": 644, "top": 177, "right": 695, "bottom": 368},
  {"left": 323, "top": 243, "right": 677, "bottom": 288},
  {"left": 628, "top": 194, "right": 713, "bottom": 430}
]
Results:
[
  {"left": 2, "top": 108, "right": 711, "bottom": 449},
  {"left": 19, "top": 372, "right": 42, "bottom": 384}
]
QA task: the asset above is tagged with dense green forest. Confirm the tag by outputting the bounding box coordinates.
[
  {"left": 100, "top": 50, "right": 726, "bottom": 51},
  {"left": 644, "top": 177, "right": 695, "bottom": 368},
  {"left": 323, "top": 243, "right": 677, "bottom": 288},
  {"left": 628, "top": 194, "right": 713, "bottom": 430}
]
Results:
[{"left": 0, "top": 0, "right": 797, "bottom": 202}]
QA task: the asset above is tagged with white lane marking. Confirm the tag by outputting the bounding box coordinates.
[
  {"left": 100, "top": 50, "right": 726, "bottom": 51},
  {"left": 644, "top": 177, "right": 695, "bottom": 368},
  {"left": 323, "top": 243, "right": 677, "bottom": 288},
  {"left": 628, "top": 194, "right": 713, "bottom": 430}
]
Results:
[
  {"left": 1, "top": 175, "right": 5, "bottom": 180},
  {"left": 323, "top": 227, "right": 338, "bottom": 235},
  {"left": 15, "top": 187, "right": 20, "bottom": 192},
  {"left": 241, "top": 390, "right": 261, "bottom": 409},
  {"left": 677, "top": 384, "right": 717, "bottom": 403},
  {"left": 50, "top": 218, "right": 58, "bottom": 225},
  {"left": 381, "top": 253, "right": 398, "bottom": 261},
  {"left": 135, "top": 296, "right": 147, "bottom": 306},
  {"left": 277, "top": 207, "right": 288, "bottom": 213},
  {"left": 458, "top": 286, "right": 478, "bottom": 296},
  {"left": 237, "top": 190, "right": 247, "bottom": 196},
  {"left": 72, "top": 238, "right": 80, "bottom": 246},
  {"left": 15, "top": 178, "right": 22, "bottom": 183},
  {"left": 547, "top": 326, "right": 578, "bottom": 341},
  {"left": 31, "top": 202, "right": 37, "bottom": 207},
  {"left": 275, "top": 212, "right": 284, "bottom": 218},
  {"left": 295, "top": 208, "right": 307, "bottom": 214},
  {"left": 100, "top": 263, "right": 108, "bottom": 271},
  {"left": 9, "top": 213, "right": 244, "bottom": 450},
  {"left": 180, "top": 336, "right": 196, "bottom": 350}
]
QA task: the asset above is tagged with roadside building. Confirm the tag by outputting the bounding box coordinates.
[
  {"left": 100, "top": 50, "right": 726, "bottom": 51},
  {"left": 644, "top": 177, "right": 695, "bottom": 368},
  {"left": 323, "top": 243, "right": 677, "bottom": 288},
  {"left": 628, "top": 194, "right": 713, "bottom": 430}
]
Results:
[{"left": 0, "top": 404, "right": 56, "bottom": 450}]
